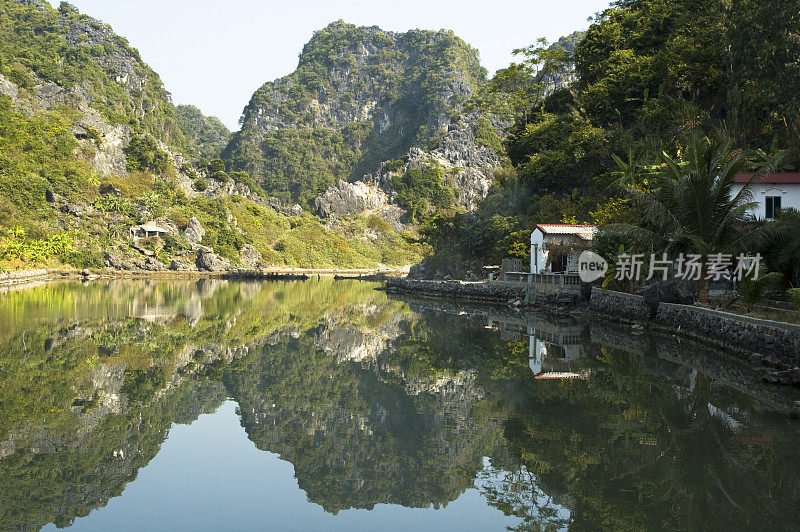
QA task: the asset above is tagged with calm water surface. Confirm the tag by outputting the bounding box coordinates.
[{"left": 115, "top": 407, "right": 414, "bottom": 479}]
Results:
[{"left": 0, "top": 279, "right": 798, "bottom": 531}]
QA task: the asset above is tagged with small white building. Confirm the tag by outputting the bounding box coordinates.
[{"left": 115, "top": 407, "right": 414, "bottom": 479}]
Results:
[
  {"left": 530, "top": 224, "right": 598, "bottom": 274},
  {"left": 731, "top": 173, "right": 800, "bottom": 220},
  {"left": 129, "top": 223, "right": 169, "bottom": 240}
]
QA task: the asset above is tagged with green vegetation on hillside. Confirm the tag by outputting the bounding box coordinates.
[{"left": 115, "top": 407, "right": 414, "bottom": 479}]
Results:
[
  {"left": 0, "top": 5, "right": 427, "bottom": 271},
  {"left": 422, "top": 0, "right": 800, "bottom": 284},
  {"left": 225, "top": 21, "right": 488, "bottom": 205},
  {"left": 175, "top": 104, "right": 231, "bottom": 159},
  {"left": 391, "top": 161, "right": 456, "bottom": 223},
  {"left": 254, "top": 123, "right": 371, "bottom": 204},
  {"left": 0, "top": 95, "right": 91, "bottom": 262},
  {"left": 0, "top": 0, "right": 190, "bottom": 150}
]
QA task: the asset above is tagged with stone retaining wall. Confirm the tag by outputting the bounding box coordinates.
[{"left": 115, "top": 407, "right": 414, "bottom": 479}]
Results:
[
  {"left": 529, "top": 281, "right": 586, "bottom": 307},
  {"left": 655, "top": 303, "right": 800, "bottom": 363},
  {"left": 591, "top": 287, "right": 800, "bottom": 364},
  {"left": 589, "top": 287, "right": 651, "bottom": 321},
  {"left": 385, "top": 279, "right": 525, "bottom": 304},
  {"left": 0, "top": 269, "right": 49, "bottom": 286}
]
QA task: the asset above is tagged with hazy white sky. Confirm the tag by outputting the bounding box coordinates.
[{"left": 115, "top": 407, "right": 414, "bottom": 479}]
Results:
[{"left": 50, "top": 0, "right": 612, "bottom": 129}]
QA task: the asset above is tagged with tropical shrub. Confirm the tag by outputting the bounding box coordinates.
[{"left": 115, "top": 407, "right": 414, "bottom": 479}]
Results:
[
  {"left": 62, "top": 249, "right": 104, "bottom": 269},
  {"left": 124, "top": 135, "right": 169, "bottom": 173},
  {"left": 787, "top": 288, "right": 800, "bottom": 311},
  {"left": 739, "top": 272, "right": 783, "bottom": 312}
]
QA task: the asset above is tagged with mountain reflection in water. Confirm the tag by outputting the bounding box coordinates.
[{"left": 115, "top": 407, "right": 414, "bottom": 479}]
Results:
[{"left": 0, "top": 279, "right": 798, "bottom": 531}]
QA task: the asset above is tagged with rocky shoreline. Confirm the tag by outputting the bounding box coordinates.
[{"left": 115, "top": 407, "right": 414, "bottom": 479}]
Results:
[{"left": 0, "top": 266, "right": 409, "bottom": 289}]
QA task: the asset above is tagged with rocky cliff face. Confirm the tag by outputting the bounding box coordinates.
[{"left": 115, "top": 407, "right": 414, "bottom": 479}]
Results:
[
  {"left": 233, "top": 21, "right": 484, "bottom": 136},
  {"left": 538, "top": 31, "right": 585, "bottom": 96},
  {"left": 225, "top": 21, "right": 502, "bottom": 212}
]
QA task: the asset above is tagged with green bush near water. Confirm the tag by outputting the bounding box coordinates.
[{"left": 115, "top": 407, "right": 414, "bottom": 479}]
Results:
[{"left": 62, "top": 249, "right": 104, "bottom": 269}]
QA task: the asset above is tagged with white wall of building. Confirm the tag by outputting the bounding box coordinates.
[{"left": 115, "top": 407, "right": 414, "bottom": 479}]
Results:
[
  {"left": 530, "top": 229, "right": 589, "bottom": 273},
  {"left": 530, "top": 229, "right": 547, "bottom": 273},
  {"left": 731, "top": 183, "right": 800, "bottom": 220}
]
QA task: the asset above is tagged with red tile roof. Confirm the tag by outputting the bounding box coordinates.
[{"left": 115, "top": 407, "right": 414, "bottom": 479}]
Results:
[
  {"left": 734, "top": 172, "right": 800, "bottom": 184},
  {"left": 535, "top": 224, "right": 598, "bottom": 241},
  {"left": 536, "top": 224, "right": 598, "bottom": 233}
]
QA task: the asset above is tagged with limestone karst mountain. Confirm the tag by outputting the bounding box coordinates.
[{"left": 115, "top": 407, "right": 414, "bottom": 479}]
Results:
[
  {"left": 224, "top": 21, "right": 505, "bottom": 213},
  {"left": 0, "top": 3, "right": 509, "bottom": 269}
]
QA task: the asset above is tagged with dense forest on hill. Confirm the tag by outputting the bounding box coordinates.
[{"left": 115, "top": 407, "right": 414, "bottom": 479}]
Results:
[{"left": 419, "top": 0, "right": 800, "bottom": 282}]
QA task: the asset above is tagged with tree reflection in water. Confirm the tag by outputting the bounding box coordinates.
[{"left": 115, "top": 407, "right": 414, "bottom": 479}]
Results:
[{"left": 0, "top": 279, "right": 797, "bottom": 530}]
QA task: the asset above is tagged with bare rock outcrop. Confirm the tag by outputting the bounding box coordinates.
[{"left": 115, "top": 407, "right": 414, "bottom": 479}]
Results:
[
  {"left": 196, "top": 249, "right": 231, "bottom": 272},
  {"left": 239, "top": 244, "right": 262, "bottom": 268},
  {"left": 183, "top": 217, "right": 205, "bottom": 245},
  {"left": 315, "top": 180, "right": 389, "bottom": 219}
]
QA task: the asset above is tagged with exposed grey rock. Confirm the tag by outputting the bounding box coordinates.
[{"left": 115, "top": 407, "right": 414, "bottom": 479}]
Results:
[
  {"left": 200, "top": 177, "right": 257, "bottom": 201},
  {"left": 184, "top": 217, "right": 205, "bottom": 245},
  {"left": 99, "top": 183, "right": 121, "bottom": 196},
  {"left": 170, "top": 258, "right": 195, "bottom": 271},
  {"left": 62, "top": 203, "right": 91, "bottom": 217},
  {"left": 399, "top": 115, "right": 502, "bottom": 211},
  {"left": 104, "top": 251, "right": 134, "bottom": 270},
  {"left": 0, "top": 439, "right": 16, "bottom": 459},
  {"left": 315, "top": 179, "right": 388, "bottom": 218},
  {"left": 196, "top": 250, "right": 231, "bottom": 272},
  {"left": 131, "top": 241, "right": 156, "bottom": 257},
  {"left": 239, "top": 244, "right": 262, "bottom": 268},
  {"left": 312, "top": 114, "right": 503, "bottom": 221},
  {"left": 0, "top": 74, "right": 20, "bottom": 102},
  {"left": 136, "top": 257, "right": 167, "bottom": 271},
  {"left": 377, "top": 205, "right": 406, "bottom": 233},
  {"left": 267, "top": 197, "right": 282, "bottom": 212},
  {"left": 636, "top": 280, "right": 696, "bottom": 317}
]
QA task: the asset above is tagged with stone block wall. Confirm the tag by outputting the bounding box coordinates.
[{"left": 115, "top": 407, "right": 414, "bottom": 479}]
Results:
[
  {"left": 590, "top": 288, "right": 800, "bottom": 363},
  {"left": 589, "top": 287, "right": 651, "bottom": 321},
  {"left": 655, "top": 303, "right": 800, "bottom": 363},
  {"left": 385, "top": 279, "right": 526, "bottom": 304}
]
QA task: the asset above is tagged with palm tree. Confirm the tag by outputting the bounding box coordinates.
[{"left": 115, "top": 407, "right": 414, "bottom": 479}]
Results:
[
  {"left": 612, "top": 134, "right": 779, "bottom": 303},
  {"left": 763, "top": 208, "right": 800, "bottom": 287}
]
